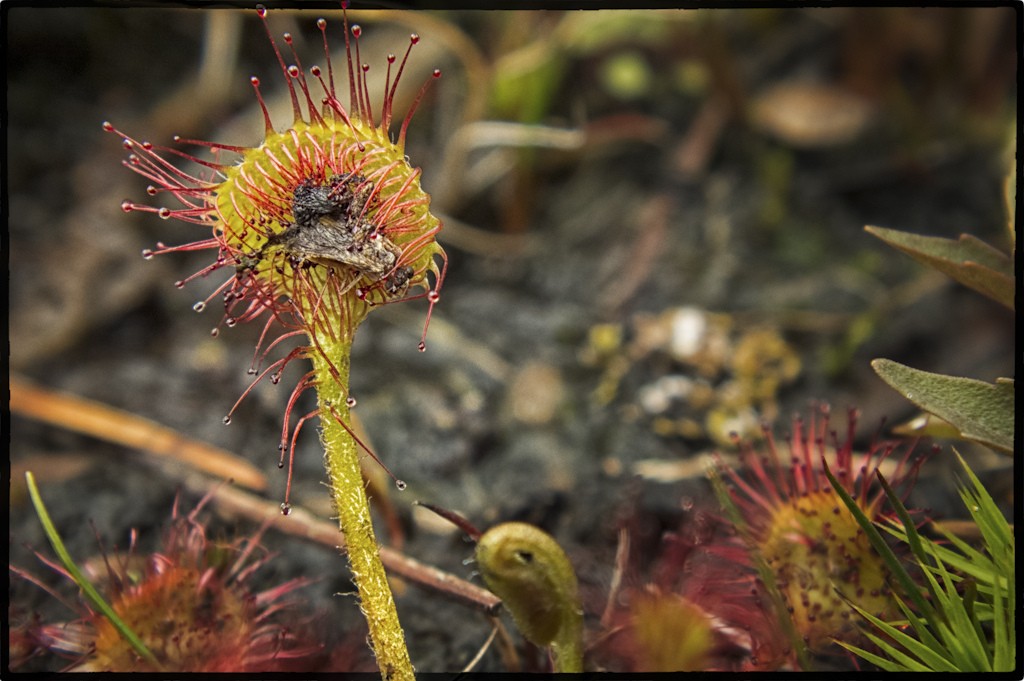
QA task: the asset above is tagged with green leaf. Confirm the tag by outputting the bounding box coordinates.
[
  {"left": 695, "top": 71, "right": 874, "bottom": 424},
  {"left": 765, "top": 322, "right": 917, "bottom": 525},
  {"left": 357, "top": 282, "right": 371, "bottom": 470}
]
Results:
[
  {"left": 843, "top": 452, "right": 1015, "bottom": 672},
  {"left": 823, "top": 461, "right": 935, "bottom": 616},
  {"left": 871, "top": 360, "right": 1014, "bottom": 454},
  {"left": 836, "top": 640, "right": 909, "bottom": 672},
  {"left": 889, "top": 412, "right": 964, "bottom": 440},
  {"left": 865, "top": 225, "right": 1014, "bottom": 309},
  {"left": 849, "top": 601, "right": 954, "bottom": 671},
  {"left": 954, "top": 449, "right": 1014, "bottom": 553},
  {"left": 25, "top": 471, "right": 162, "bottom": 670}
]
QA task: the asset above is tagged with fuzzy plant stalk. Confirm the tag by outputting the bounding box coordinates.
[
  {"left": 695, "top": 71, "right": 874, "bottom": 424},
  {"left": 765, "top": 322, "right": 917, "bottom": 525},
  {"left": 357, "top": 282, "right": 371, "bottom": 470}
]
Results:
[{"left": 105, "top": 7, "right": 447, "bottom": 679}]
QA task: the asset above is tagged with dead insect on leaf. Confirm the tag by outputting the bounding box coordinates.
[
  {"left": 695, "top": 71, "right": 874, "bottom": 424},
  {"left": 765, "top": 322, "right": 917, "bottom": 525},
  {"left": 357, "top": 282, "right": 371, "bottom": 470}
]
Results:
[{"left": 270, "top": 173, "right": 403, "bottom": 283}]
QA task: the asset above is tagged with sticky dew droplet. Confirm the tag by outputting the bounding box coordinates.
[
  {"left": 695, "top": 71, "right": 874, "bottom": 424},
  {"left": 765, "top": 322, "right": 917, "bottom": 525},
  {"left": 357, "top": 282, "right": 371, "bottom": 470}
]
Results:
[
  {"left": 141, "top": 248, "right": 154, "bottom": 260},
  {"left": 222, "top": 415, "right": 232, "bottom": 425},
  {"left": 280, "top": 502, "right": 292, "bottom": 516},
  {"left": 346, "top": 396, "right": 357, "bottom": 408},
  {"left": 193, "top": 301, "right": 206, "bottom": 312},
  {"left": 417, "top": 341, "right": 427, "bottom": 352},
  {"left": 395, "top": 480, "right": 407, "bottom": 491}
]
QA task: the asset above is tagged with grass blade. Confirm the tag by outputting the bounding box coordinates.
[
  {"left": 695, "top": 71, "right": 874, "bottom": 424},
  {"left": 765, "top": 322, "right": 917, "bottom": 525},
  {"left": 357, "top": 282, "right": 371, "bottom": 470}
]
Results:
[{"left": 25, "top": 471, "right": 162, "bottom": 670}]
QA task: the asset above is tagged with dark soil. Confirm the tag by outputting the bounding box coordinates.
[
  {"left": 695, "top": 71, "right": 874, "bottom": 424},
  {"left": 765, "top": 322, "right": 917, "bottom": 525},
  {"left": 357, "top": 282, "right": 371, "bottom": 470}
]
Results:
[{"left": 6, "top": 5, "right": 1016, "bottom": 674}]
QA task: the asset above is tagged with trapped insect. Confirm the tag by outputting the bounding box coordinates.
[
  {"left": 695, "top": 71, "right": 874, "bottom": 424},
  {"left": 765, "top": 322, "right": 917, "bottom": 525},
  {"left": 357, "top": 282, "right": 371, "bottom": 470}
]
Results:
[{"left": 268, "top": 173, "right": 405, "bottom": 284}]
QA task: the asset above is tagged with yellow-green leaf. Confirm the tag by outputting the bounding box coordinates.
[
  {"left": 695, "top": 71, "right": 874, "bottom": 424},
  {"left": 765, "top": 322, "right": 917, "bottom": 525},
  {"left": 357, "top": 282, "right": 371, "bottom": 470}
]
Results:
[
  {"left": 865, "top": 226, "right": 1014, "bottom": 310},
  {"left": 871, "top": 359, "right": 1014, "bottom": 454},
  {"left": 890, "top": 413, "right": 964, "bottom": 440}
]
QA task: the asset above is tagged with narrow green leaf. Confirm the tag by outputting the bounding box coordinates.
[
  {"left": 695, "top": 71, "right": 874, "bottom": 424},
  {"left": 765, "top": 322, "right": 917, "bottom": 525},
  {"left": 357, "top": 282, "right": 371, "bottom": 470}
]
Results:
[
  {"left": 871, "top": 360, "right": 1014, "bottom": 454},
  {"left": 933, "top": 568, "right": 990, "bottom": 671},
  {"left": 835, "top": 641, "right": 908, "bottom": 672},
  {"left": 865, "top": 225, "right": 1014, "bottom": 309},
  {"left": 954, "top": 450, "right": 1015, "bottom": 671},
  {"left": 892, "top": 593, "right": 945, "bottom": 657},
  {"left": 25, "top": 471, "right": 162, "bottom": 670},
  {"left": 823, "top": 460, "right": 936, "bottom": 620},
  {"left": 850, "top": 601, "right": 955, "bottom": 671},
  {"left": 845, "top": 452, "right": 1015, "bottom": 673},
  {"left": 860, "top": 631, "right": 935, "bottom": 672},
  {"left": 991, "top": 570, "right": 1013, "bottom": 672},
  {"left": 954, "top": 449, "right": 1014, "bottom": 550},
  {"left": 928, "top": 527, "right": 1003, "bottom": 589}
]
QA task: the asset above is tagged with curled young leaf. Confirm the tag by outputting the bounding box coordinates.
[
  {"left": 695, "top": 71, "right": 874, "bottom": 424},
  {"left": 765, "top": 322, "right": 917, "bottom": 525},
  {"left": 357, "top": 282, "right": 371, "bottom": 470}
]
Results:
[{"left": 475, "top": 522, "right": 584, "bottom": 672}]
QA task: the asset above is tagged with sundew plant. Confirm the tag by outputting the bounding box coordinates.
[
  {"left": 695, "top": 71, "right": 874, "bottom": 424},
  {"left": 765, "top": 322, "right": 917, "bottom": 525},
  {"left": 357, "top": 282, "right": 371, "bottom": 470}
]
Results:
[{"left": 104, "top": 6, "right": 445, "bottom": 678}]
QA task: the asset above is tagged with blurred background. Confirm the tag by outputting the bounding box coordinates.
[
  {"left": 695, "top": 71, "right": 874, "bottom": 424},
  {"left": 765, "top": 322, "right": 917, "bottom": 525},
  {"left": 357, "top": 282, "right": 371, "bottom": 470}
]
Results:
[{"left": 7, "top": 5, "right": 1016, "bottom": 672}]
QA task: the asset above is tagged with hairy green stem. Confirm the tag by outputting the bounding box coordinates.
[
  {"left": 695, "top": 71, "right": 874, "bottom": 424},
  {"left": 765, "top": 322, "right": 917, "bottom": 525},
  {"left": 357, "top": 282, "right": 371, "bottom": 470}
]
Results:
[{"left": 310, "top": 344, "right": 413, "bottom": 681}]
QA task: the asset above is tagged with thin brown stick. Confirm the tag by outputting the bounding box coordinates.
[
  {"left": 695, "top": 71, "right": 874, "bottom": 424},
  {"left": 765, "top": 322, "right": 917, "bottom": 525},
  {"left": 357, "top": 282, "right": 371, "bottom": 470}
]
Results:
[
  {"left": 600, "top": 527, "right": 630, "bottom": 629},
  {"left": 9, "top": 373, "right": 267, "bottom": 491},
  {"left": 462, "top": 620, "right": 500, "bottom": 672},
  {"left": 183, "top": 474, "right": 502, "bottom": 616}
]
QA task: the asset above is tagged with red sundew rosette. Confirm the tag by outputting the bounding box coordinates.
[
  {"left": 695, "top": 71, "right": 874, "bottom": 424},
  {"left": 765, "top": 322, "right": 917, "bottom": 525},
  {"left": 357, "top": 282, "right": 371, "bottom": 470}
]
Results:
[
  {"left": 717, "top": 404, "right": 928, "bottom": 655},
  {"left": 19, "top": 498, "right": 324, "bottom": 672}
]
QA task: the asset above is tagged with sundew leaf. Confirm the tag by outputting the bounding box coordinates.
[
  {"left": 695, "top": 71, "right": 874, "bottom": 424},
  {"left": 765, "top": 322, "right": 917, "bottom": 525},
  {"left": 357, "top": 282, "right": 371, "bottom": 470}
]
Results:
[
  {"left": 865, "top": 225, "right": 1014, "bottom": 309},
  {"left": 871, "top": 360, "right": 1014, "bottom": 454},
  {"left": 707, "top": 467, "right": 812, "bottom": 669}
]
